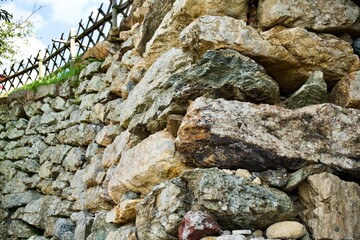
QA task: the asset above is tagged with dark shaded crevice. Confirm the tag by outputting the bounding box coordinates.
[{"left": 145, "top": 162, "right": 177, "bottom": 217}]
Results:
[{"left": 247, "top": 0, "right": 259, "bottom": 27}]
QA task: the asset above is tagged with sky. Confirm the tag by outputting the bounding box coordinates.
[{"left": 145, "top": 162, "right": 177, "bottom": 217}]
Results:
[{"left": 0, "top": 0, "right": 107, "bottom": 70}]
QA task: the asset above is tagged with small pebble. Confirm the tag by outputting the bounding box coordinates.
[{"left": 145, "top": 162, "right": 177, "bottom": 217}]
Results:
[
  {"left": 221, "top": 230, "right": 231, "bottom": 236},
  {"left": 233, "top": 230, "right": 252, "bottom": 235},
  {"left": 252, "top": 230, "right": 263, "bottom": 237}
]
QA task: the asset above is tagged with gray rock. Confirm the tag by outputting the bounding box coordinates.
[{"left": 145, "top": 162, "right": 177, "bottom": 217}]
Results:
[
  {"left": 286, "top": 71, "right": 327, "bottom": 109},
  {"left": 2, "top": 171, "right": 28, "bottom": 193},
  {"left": 83, "top": 152, "right": 106, "bottom": 187},
  {"left": 5, "top": 147, "right": 32, "bottom": 160},
  {"left": 40, "top": 145, "right": 72, "bottom": 164},
  {"left": 50, "top": 96, "right": 67, "bottom": 112},
  {"left": 21, "top": 196, "right": 73, "bottom": 229},
  {"left": 35, "top": 84, "right": 58, "bottom": 100},
  {"left": 14, "top": 158, "right": 40, "bottom": 173},
  {"left": 24, "top": 101, "right": 43, "bottom": 117},
  {"left": 176, "top": 97, "right": 360, "bottom": 180},
  {"left": 87, "top": 74, "right": 108, "bottom": 93},
  {"left": 84, "top": 186, "right": 114, "bottom": 212},
  {"left": 109, "top": 67, "right": 129, "bottom": 97},
  {"left": 257, "top": 168, "right": 288, "bottom": 188},
  {"left": 69, "top": 109, "right": 93, "bottom": 124},
  {"left": 1, "top": 191, "right": 42, "bottom": 209},
  {"left": 86, "top": 211, "right": 119, "bottom": 240},
  {"left": 53, "top": 218, "right": 75, "bottom": 240},
  {"left": 62, "top": 147, "right": 86, "bottom": 172},
  {"left": 79, "top": 62, "right": 102, "bottom": 80},
  {"left": 58, "top": 124, "right": 101, "bottom": 147},
  {"left": 72, "top": 211, "right": 94, "bottom": 240},
  {"left": 136, "top": 168, "right": 294, "bottom": 240},
  {"left": 6, "top": 127, "right": 24, "bottom": 140},
  {"left": 40, "top": 112, "right": 58, "bottom": 125},
  {"left": 105, "top": 224, "right": 137, "bottom": 240}
]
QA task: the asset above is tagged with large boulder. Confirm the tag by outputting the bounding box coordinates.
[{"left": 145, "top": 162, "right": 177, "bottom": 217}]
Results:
[
  {"left": 298, "top": 172, "right": 360, "bottom": 239},
  {"left": 176, "top": 97, "right": 360, "bottom": 180},
  {"left": 258, "top": 0, "right": 360, "bottom": 34},
  {"left": 120, "top": 48, "right": 280, "bottom": 135},
  {"left": 136, "top": 168, "right": 295, "bottom": 240},
  {"left": 180, "top": 15, "right": 360, "bottom": 94},
  {"left": 108, "top": 130, "right": 188, "bottom": 203},
  {"left": 144, "top": 0, "right": 248, "bottom": 67}
]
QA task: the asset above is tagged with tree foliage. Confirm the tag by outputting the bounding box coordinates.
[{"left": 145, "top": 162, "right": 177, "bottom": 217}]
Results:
[{"left": 0, "top": 0, "right": 36, "bottom": 65}]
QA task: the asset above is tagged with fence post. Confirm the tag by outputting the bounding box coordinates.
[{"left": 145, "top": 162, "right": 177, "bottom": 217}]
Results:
[
  {"left": 70, "top": 28, "right": 76, "bottom": 67},
  {"left": 38, "top": 49, "right": 44, "bottom": 79},
  {"left": 112, "top": 0, "right": 118, "bottom": 28}
]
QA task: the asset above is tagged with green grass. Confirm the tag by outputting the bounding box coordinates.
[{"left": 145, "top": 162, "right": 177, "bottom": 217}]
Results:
[{"left": 13, "top": 57, "right": 98, "bottom": 93}]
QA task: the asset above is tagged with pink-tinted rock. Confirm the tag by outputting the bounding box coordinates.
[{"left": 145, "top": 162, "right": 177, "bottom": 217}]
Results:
[{"left": 179, "top": 211, "right": 222, "bottom": 240}]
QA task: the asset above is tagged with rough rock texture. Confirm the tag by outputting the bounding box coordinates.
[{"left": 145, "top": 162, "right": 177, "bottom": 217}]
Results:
[
  {"left": 298, "top": 172, "right": 360, "bottom": 240},
  {"left": 265, "top": 221, "right": 306, "bottom": 239},
  {"left": 285, "top": 71, "right": 327, "bottom": 109},
  {"left": 105, "top": 224, "right": 137, "bottom": 240},
  {"left": 82, "top": 41, "right": 111, "bottom": 61},
  {"left": 136, "top": 168, "right": 294, "bottom": 240},
  {"left": 119, "top": 49, "right": 280, "bottom": 135},
  {"left": 106, "top": 199, "right": 141, "bottom": 224},
  {"left": 329, "top": 70, "right": 360, "bottom": 109},
  {"left": 118, "top": 48, "right": 194, "bottom": 134},
  {"left": 144, "top": 0, "right": 248, "bottom": 67},
  {"left": 178, "top": 211, "right": 222, "bottom": 240},
  {"left": 176, "top": 97, "right": 360, "bottom": 179},
  {"left": 258, "top": 0, "right": 360, "bottom": 34},
  {"left": 108, "top": 130, "right": 188, "bottom": 203},
  {"left": 180, "top": 15, "right": 360, "bottom": 94}
]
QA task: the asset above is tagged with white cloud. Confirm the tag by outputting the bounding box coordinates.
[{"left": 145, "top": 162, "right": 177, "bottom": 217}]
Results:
[
  {"left": 40, "top": 0, "right": 104, "bottom": 25},
  {"left": 1, "top": 2, "right": 47, "bottom": 31}
]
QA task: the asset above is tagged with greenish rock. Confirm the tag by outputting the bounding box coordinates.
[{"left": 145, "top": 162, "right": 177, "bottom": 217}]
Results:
[
  {"left": 57, "top": 124, "right": 101, "bottom": 147},
  {"left": 40, "top": 112, "right": 58, "bottom": 125},
  {"left": 86, "top": 211, "right": 119, "bottom": 240},
  {"left": 286, "top": 71, "right": 327, "bottom": 109},
  {"left": 39, "top": 145, "right": 72, "bottom": 164},
  {"left": 6, "top": 128, "right": 25, "bottom": 140},
  {"left": 119, "top": 49, "right": 279, "bottom": 135},
  {"left": 8, "top": 220, "right": 42, "bottom": 238},
  {"left": 136, "top": 168, "right": 295, "bottom": 240},
  {"left": 284, "top": 164, "right": 330, "bottom": 192},
  {"left": 14, "top": 159, "right": 40, "bottom": 173},
  {"left": 24, "top": 101, "right": 43, "bottom": 117},
  {"left": 1, "top": 191, "right": 43, "bottom": 209},
  {"left": 0, "top": 160, "right": 16, "bottom": 181},
  {"left": 5, "top": 147, "right": 32, "bottom": 160},
  {"left": 53, "top": 218, "right": 75, "bottom": 240},
  {"left": 2, "top": 172, "right": 29, "bottom": 193},
  {"left": 20, "top": 196, "right": 73, "bottom": 230},
  {"left": 26, "top": 115, "right": 41, "bottom": 135}
]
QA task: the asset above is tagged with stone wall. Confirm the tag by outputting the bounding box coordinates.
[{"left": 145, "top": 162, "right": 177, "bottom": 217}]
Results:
[{"left": 1, "top": 0, "right": 360, "bottom": 239}]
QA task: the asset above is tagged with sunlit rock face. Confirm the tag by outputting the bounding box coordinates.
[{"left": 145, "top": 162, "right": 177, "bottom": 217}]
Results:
[{"left": 1, "top": 0, "right": 360, "bottom": 239}]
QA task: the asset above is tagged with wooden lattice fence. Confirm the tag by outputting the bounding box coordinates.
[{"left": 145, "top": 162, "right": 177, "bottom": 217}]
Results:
[{"left": 0, "top": 0, "right": 132, "bottom": 94}]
